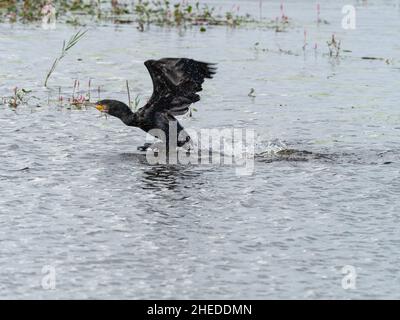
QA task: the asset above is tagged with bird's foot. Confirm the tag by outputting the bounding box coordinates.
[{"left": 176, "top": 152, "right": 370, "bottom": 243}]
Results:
[
  {"left": 178, "top": 137, "right": 193, "bottom": 155},
  {"left": 137, "top": 143, "right": 153, "bottom": 152}
]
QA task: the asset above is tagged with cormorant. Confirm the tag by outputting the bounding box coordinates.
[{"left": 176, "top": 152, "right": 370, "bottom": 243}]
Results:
[{"left": 95, "top": 58, "right": 217, "bottom": 151}]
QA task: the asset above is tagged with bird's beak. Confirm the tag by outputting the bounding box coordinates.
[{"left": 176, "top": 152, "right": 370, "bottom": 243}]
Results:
[{"left": 96, "top": 104, "right": 105, "bottom": 112}]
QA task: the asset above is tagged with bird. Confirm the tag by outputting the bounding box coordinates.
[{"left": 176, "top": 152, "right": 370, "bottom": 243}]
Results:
[{"left": 95, "top": 58, "right": 217, "bottom": 152}]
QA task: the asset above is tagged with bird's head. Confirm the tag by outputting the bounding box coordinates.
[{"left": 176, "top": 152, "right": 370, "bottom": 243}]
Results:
[{"left": 95, "top": 100, "right": 133, "bottom": 120}]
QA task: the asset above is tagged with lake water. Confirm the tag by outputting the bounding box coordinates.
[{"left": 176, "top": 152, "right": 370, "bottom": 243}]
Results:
[{"left": 1, "top": 0, "right": 400, "bottom": 299}]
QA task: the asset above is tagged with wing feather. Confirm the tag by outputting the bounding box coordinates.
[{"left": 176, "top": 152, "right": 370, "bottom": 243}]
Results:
[{"left": 141, "top": 58, "right": 216, "bottom": 116}]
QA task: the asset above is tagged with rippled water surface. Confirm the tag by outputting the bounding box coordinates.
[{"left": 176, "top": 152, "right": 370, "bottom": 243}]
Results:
[{"left": 1, "top": 0, "right": 400, "bottom": 299}]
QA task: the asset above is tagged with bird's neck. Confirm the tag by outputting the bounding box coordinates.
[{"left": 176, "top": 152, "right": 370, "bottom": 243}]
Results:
[{"left": 121, "top": 111, "right": 139, "bottom": 127}]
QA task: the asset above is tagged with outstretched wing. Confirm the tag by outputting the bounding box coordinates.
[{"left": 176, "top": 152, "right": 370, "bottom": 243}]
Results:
[{"left": 142, "top": 58, "right": 216, "bottom": 116}]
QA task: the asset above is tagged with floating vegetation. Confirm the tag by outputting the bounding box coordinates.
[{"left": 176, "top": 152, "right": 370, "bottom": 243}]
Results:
[
  {"left": 0, "top": 1, "right": 299, "bottom": 31},
  {"left": 132, "top": 0, "right": 252, "bottom": 30},
  {"left": 67, "top": 79, "right": 89, "bottom": 108},
  {"left": 0, "top": 87, "right": 36, "bottom": 108},
  {"left": 256, "top": 148, "right": 334, "bottom": 163},
  {"left": 267, "top": 2, "right": 291, "bottom": 32},
  {"left": 0, "top": 78, "right": 144, "bottom": 112},
  {"left": 253, "top": 42, "right": 299, "bottom": 57},
  {"left": 0, "top": 0, "right": 43, "bottom": 22},
  {"left": 0, "top": 0, "right": 257, "bottom": 28}
]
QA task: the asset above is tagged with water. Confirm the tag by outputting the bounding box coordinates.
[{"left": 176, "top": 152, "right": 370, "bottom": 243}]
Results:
[{"left": 1, "top": 0, "right": 400, "bottom": 299}]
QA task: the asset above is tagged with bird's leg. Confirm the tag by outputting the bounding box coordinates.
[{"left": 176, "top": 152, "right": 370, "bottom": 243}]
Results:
[
  {"left": 178, "top": 135, "right": 192, "bottom": 155},
  {"left": 137, "top": 143, "right": 153, "bottom": 151}
]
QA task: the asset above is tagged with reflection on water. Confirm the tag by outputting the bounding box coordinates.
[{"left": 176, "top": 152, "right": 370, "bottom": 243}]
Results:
[
  {"left": 141, "top": 164, "right": 201, "bottom": 191},
  {"left": 118, "top": 152, "right": 148, "bottom": 164}
]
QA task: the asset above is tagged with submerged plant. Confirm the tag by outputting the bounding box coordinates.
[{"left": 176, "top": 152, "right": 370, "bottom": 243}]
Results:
[
  {"left": 248, "top": 88, "right": 256, "bottom": 98},
  {"left": 44, "top": 29, "right": 87, "bottom": 87}
]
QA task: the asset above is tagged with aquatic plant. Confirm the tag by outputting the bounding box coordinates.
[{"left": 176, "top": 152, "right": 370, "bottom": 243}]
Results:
[
  {"left": 69, "top": 79, "right": 86, "bottom": 107},
  {"left": 44, "top": 29, "right": 87, "bottom": 87},
  {"left": 0, "top": 1, "right": 256, "bottom": 29},
  {"left": 1, "top": 87, "right": 34, "bottom": 108},
  {"left": 111, "top": 0, "right": 129, "bottom": 15},
  {"left": 327, "top": 34, "right": 341, "bottom": 57},
  {"left": 316, "top": 3, "right": 329, "bottom": 25},
  {"left": 248, "top": 88, "right": 256, "bottom": 98},
  {"left": 0, "top": 0, "right": 49, "bottom": 22},
  {"left": 269, "top": 2, "right": 291, "bottom": 32},
  {"left": 126, "top": 80, "right": 132, "bottom": 109},
  {"left": 132, "top": 0, "right": 249, "bottom": 28},
  {"left": 133, "top": 94, "right": 141, "bottom": 111},
  {"left": 125, "top": 80, "right": 142, "bottom": 112},
  {"left": 52, "top": 79, "right": 95, "bottom": 109},
  {"left": 302, "top": 29, "right": 308, "bottom": 51},
  {"left": 0, "top": 0, "right": 16, "bottom": 22},
  {"left": 280, "top": 2, "right": 288, "bottom": 23}
]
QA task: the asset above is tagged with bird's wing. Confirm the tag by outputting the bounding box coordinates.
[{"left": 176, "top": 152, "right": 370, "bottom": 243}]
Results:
[{"left": 141, "top": 58, "right": 216, "bottom": 116}]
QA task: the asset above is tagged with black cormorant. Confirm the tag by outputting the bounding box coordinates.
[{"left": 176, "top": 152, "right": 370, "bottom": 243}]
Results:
[{"left": 95, "top": 58, "right": 217, "bottom": 151}]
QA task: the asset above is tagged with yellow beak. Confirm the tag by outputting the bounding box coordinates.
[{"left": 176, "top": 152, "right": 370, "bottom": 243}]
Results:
[{"left": 96, "top": 104, "right": 105, "bottom": 112}]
